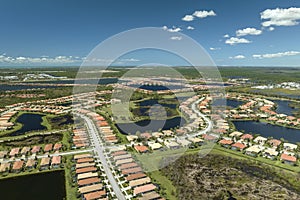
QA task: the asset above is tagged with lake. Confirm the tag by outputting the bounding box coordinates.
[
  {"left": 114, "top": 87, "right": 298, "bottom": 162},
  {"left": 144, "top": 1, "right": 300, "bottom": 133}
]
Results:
[
  {"left": 0, "top": 170, "right": 66, "bottom": 200},
  {"left": 272, "top": 99, "right": 296, "bottom": 116},
  {"left": 130, "top": 84, "right": 184, "bottom": 91},
  {"left": 11, "top": 113, "right": 46, "bottom": 136},
  {"left": 0, "top": 84, "right": 58, "bottom": 91},
  {"left": 116, "top": 116, "right": 186, "bottom": 134},
  {"left": 232, "top": 120, "right": 300, "bottom": 143},
  {"left": 30, "top": 78, "right": 118, "bottom": 85}
]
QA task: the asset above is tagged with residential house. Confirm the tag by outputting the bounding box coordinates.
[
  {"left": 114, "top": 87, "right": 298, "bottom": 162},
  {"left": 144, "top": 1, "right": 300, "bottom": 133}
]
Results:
[{"left": 280, "top": 153, "right": 297, "bottom": 165}]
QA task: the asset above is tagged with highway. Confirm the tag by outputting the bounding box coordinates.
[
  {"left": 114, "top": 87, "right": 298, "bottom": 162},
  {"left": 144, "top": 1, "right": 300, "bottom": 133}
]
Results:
[{"left": 78, "top": 114, "right": 126, "bottom": 200}]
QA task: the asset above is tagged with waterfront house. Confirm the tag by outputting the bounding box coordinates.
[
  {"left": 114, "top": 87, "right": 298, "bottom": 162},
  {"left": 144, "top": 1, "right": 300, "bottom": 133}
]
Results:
[
  {"left": 83, "top": 190, "right": 107, "bottom": 200},
  {"left": 12, "top": 160, "right": 24, "bottom": 173},
  {"left": 51, "top": 156, "right": 61, "bottom": 168},
  {"left": 229, "top": 131, "right": 243, "bottom": 138},
  {"left": 253, "top": 136, "right": 267, "bottom": 144},
  {"left": 25, "top": 159, "right": 36, "bottom": 170},
  {"left": 0, "top": 163, "right": 10, "bottom": 173},
  {"left": 241, "top": 134, "right": 253, "bottom": 141},
  {"left": 78, "top": 183, "right": 103, "bottom": 194},
  {"left": 280, "top": 153, "right": 297, "bottom": 165},
  {"left": 76, "top": 166, "right": 97, "bottom": 174},
  {"left": 126, "top": 135, "right": 138, "bottom": 142},
  {"left": 283, "top": 143, "right": 298, "bottom": 152},
  {"left": 40, "top": 157, "right": 51, "bottom": 170},
  {"left": 77, "top": 172, "right": 99, "bottom": 180},
  {"left": 268, "top": 139, "right": 282, "bottom": 148},
  {"left": 78, "top": 177, "right": 101, "bottom": 187}
]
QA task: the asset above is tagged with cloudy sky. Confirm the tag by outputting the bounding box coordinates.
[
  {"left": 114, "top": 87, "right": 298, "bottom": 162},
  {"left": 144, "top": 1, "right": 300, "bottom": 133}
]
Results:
[{"left": 1, "top": 0, "right": 300, "bottom": 67}]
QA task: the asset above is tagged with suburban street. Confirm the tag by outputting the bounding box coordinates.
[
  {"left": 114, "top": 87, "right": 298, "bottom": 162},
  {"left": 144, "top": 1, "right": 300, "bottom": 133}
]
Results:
[{"left": 78, "top": 114, "right": 126, "bottom": 200}]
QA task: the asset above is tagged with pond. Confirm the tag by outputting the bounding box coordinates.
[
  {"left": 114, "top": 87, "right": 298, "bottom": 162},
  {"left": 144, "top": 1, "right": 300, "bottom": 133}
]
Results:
[
  {"left": 213, "top": 99, "right": 244, "bottom": 108},
  {"left": 116, "top": 116, "right": 186, "bottom": 134},
  {"left": 11, "top": 113, "right": 47, "bottom": 136},
  {"left": 232, "top": 120, "right": 300, "bottom": 143},
  {"left": 0, "top": 170, "right": 66, "bottom": 200},
  {"left": 271, "top": 99, "right": 297, "bottom": 116}
]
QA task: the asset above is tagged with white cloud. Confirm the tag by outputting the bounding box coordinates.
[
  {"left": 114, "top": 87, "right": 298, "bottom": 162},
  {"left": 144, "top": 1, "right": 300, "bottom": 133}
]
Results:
[
  {"left": 162, "top": 26, "right": 182, "bottom": 32},
  {"left": 261, "top": 7, "right": 300, "bottom": 27},
  {"left": 223, "top": 34, "right": 230, "bottom": 38},
  {"left": 252, "top": 51, "right": 300, "bottom": 59},
  {"left": 170, "top": 36, "right": 182, "bottom": 41},
  {"left": 0, "top": 54, "right": 82, "bottom": 64},
  {"left": 236, "top": 27, "right": 262, "bottom": 36},
  {"left": 193, "top": 10, "right": 216, "bottom": 18},
  {"left": 229, "top": 55, "right": 246, "bottom": 59},
  {"left": 187, "top": 26, "right": 195, "bottom": 30},
  {"left": 210, "top": 47, "right": 221, "bottom": 51},
  {"left": 268, "top": 27, "right": 275, "bottom": 31},
  {"left": 182, "top": 15, "right": 194, "bottom": 21},
  {"left": 225, "top": 37, "right": 251, "bottom": 45},
  {"left": 120, "top": 58, "right": 140, "bottom": 62}
]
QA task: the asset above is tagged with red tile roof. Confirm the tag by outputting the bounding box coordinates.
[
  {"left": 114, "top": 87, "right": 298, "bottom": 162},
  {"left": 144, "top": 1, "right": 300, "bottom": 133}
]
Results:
[
  {"left": 218, "top": 139, "right": 233, "bottom": 145},
  {"left": 134, "top": 145, "right": 149, "bottom": 153},
  {"left": 281, "top": 153, "right": 297, "bottom": 162},
  {"left": 241, "top": 134, "right": 253, "bottom": 140},
  {"left": 231, "top": 142, "right": 246, "bottom": 150}
]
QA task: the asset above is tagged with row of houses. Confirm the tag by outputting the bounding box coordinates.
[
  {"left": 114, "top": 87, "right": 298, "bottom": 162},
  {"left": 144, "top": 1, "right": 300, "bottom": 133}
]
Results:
[
  {"left": 226, "top": 93, "right": 300, "bottom": 128},
  {"left": 72, "top": 126, "right": 90, "bottom": 149},
  {"left": 73, "top": 153, "right": 108, "bottom": 200},
  {"left": 0, "top": 155, "right": 62, "bottom": 174},
  {"left": 216, "top": 131, "right": 299, "bottom": 165},
  {"left": 77, "top": 109, "right": 118, "bottom": 144},
  {"left": 0, "top": 111, "right": 16, "bottom": 131},
  {"left": 110, "top": 149, "right": 164, "bottom": 199},
  {"left": 0, "top": 143, "right": 62, "bottom": 159}
]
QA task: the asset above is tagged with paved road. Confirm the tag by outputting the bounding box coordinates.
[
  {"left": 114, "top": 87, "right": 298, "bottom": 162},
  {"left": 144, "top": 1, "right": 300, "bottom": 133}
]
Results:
[
  {"left": 178, "top": 97, "right": 213, "bottom": 140},
  {"left": 78, "top": 114, "right": 126, "bottom": 200}
]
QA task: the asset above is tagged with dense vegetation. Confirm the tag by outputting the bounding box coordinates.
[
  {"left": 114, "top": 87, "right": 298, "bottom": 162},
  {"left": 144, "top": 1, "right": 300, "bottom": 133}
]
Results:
[{"left": 161, "top": 154, "right": 300, "bottom": 200}]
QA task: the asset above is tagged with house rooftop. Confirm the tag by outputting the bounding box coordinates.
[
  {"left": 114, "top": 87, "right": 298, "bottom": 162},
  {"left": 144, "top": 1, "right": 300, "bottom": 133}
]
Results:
[
  {"left": 134, "top": 183, "right": 156, "bottom": 195},
  {"left": 281, "top": 153, "right": 297, "bottom": 162}
]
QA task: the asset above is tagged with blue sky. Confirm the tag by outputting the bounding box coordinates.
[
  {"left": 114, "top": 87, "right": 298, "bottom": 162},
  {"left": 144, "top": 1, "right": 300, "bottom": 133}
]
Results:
[{"left": 1, "top": 0, "right": 300, "bottom": 67}]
